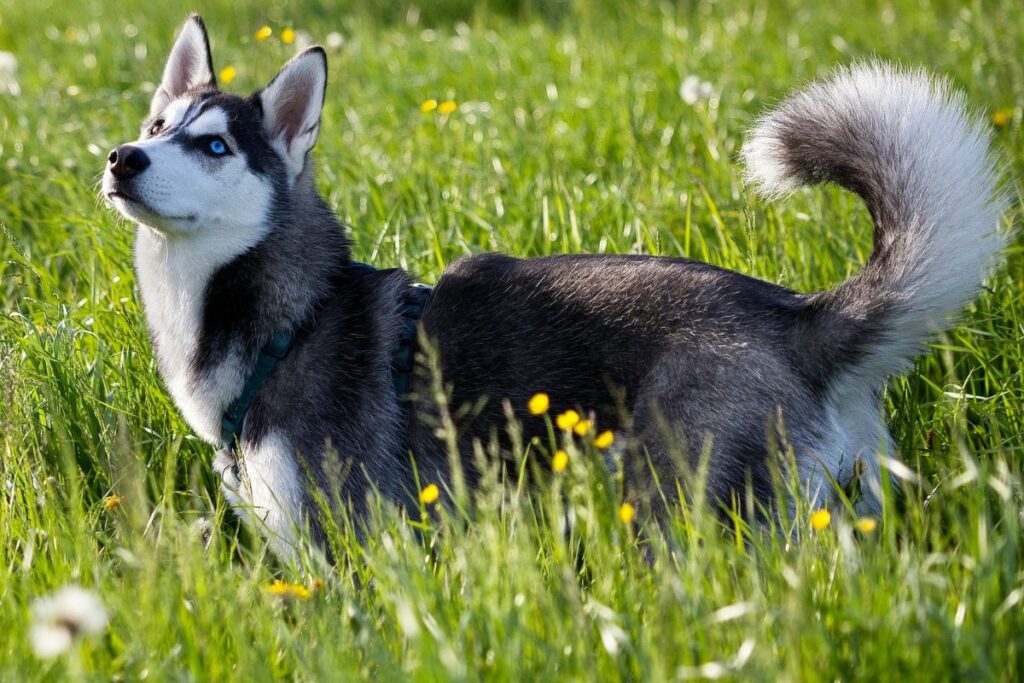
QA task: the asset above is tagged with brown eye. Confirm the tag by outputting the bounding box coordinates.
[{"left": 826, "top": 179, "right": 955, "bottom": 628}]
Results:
[{"left": 148, "top": 119, "right": 164, "bottom": 136}]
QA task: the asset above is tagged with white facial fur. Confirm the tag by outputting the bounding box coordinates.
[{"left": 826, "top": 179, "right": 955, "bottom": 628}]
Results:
[{"left": 103, "top": 102, "right": 274, "bottom": 240}]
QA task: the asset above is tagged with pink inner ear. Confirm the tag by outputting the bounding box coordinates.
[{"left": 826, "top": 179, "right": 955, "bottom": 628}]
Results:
[
  {"left": 171, "top": 49, "right": 203, "bottom": 90},
  {"left": 157, "top": 22, "right": 214, "bottom": 104},
  {"left": 269, "top": 74, "right": 318, "bottom": 146},
  {"left": 272, "top": 91, "right": 307, "bottom": 144}
]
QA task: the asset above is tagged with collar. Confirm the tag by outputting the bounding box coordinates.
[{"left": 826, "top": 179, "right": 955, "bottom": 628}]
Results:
[{"left": 219, "top": 262, "right": 431, "bottom": 451}]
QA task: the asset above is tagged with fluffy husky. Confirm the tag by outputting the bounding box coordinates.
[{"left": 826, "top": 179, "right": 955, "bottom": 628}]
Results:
[{"left": 103, "top": 15, "right": 1005, "bottom": 555}]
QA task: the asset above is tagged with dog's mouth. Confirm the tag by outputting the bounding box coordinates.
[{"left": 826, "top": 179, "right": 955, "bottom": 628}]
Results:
[
  {"left": 107, "top": 190, "right": 195, "bottom": 223},
  {"left": 107, "top": 189, "right": 145, "bottom": 205}
]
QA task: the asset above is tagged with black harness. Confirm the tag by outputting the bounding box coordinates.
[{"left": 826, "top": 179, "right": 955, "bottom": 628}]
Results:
[{"left": 219, "top": 262, "right": 431, "bottom": 452}]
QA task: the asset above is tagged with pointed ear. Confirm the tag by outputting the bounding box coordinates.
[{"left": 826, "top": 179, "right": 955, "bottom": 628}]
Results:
[
  {"left": 258, "top": 47, "right": 328, "bottom": 179},
  {"left": 151, "top": 14, "right": 215, "bottom": 116}
]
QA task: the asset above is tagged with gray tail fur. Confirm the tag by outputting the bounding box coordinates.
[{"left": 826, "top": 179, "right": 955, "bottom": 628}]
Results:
[{"left": 742, "top": 62, "right": 1007, "bottom": 385}]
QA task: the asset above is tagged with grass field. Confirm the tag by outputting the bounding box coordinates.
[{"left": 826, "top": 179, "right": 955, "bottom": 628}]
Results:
[{"left": 1, "top": 0, "right": 1023, "bottom": 680}]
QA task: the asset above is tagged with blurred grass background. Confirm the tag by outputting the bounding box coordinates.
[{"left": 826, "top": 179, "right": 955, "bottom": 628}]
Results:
[{"left": 1, "top": 0, "right": 1022, "bottom": 680}]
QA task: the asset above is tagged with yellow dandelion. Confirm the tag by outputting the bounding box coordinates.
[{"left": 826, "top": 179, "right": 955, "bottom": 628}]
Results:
[
  {"left": 555, "top": 409, "right": 580, "bottom": 431},
  {"left": 810, "top": 509, "right": 831, "bottom": 531},
  {"left": 992, "top": 108, "right": 1011, "bottom": 127},
  {"left": 593, "top": 430, "right": 614, "bottom": 449},
  {"left": 101, "top": 494, "right": 122, "bottom": 511},
  {"left": 420, "top": 483, "right": 440, "bottom": 505},
  {"left": 420, "top": 99, "right": 438, "bottom": 113},
  {"left": 573, "top": 419, "right": 593, "bottom": 436},
  {"left": 528, "top": 392, "right": 550, "bottom": 415},
  {"left": 618, "top": 502, "right": 635, "bottom": 525},
  {"left": 265, "top": 580, "right": 311, "bottom": 600},
  {"left": 552, "top": 450, "right": 569, "bottom": 473},
  {"left": 855, "top": 517, "right": 878, "bottom": 533},
  {"left": 219, "top": 65, "right": 237, "bottom": 85},
  {"left": 281, "top": 27, "right": 296, "bottom": 45},
  {"left": 438, "top": 100, "right": 457, "bottom": 114},
  {"left": 255, "top": 26, "right": 273, "bottom": 41}
]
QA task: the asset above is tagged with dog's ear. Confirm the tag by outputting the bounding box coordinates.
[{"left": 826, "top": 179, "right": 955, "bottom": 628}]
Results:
[
  {"left": 257, "top": 47, "right": 327, "bottom": 180},
  {"left": 151, "top": 14, "right": 216, "bottom": 116}
]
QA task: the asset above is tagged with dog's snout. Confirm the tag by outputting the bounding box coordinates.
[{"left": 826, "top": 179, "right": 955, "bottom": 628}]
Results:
[{"left": 107, "top": 144, "right": 151, "bottom": 180}]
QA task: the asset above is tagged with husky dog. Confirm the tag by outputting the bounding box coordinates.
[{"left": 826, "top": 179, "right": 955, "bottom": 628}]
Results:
[{"left": 103, "top": 15, "right": 1005, "bottom": 555}]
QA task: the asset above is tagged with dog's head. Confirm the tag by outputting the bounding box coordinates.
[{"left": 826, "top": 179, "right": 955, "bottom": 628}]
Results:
[{"left": 102, "top": 14, "right": 326, "bottom": 238}]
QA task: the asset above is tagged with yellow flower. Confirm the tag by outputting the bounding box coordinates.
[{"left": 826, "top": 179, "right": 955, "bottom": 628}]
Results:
[
  {"left": 219, "top": 66, "right": 237, "bottom": 85},
  {"left": 255, "top": 26, "right": 272, "bottom": 41},
  {"left": 420, "top": 483, "right": 440, "bottom": 505},
  {"left": 552, "top": 450, "right": 569, "bottom": 473},
  {"left": 438, "top": 100, "right": 457, "bottom": 114},
  {"left": 281, "top": 28, "right": 295, "bottom": 45},
  {"left": 528, "top": 392, "right": 550, "bottom": 415},
  {"left": 593, "top": 430, "right": 614, "bottom": 449},
  {"left": 810, "top": 509, "right": 831, "bottom": 531},
  {"left": 855, "top": 517, "right": 878, "bottom": 533},
  {"left": 265, "top": 580, "right": 311, "bottom": 600},
  {"left": 555, "top": 409, "right": 580, "bottom": 431},
  {"left": 101, "top": 495, "right": 122, "bottom": 511},
  {"left": 573, "top": 419, "right": 593, "bottom": 436},
  {"left": 992, "top": 108, "right": 1011, "bottom": 127},
  {"left": 618, "top": 502, "right": 635, "bottom": 524},
  {"left": 420, "top": 99, "right": 438, "bottom": 113}
]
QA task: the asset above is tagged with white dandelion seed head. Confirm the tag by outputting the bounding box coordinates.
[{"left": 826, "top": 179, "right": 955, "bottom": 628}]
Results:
[
  {"left": 29, "top": 622, "right": 76, "bottom": 659},
  {"left": 0, "top": 51, "right": 16, "bottom": 76},
  {"left": 293, "top": 30, "right": 314, "bottom": 51},
  {"left": 0, "top": 51, "right": 19, "bottom": 96},
  {"left": 326, "top": 32, "right": 345, "bottom": 50},
  {"left": 679, "top": 74, "right": 714, "bottom": 105},
  {"left": 29, "top": 585, "right": 109, "bottom": 659}
]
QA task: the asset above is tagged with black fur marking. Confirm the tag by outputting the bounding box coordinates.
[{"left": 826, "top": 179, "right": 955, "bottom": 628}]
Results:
[
  {"left": 157, "top": 95, "right": 284, "bottom": 177},
  {"left": 407, "top": 253, "right": 831, "bottom": 510}
]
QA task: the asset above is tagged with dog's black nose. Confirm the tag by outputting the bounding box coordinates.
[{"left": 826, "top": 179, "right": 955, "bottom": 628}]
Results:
[{"left": 107, "top": 145, "right": 150, "bottom": 179}]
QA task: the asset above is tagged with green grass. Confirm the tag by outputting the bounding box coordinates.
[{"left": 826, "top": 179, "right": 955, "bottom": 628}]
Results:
[{"left": 2, "top": 0, "right": 1023, "bottom": 680}]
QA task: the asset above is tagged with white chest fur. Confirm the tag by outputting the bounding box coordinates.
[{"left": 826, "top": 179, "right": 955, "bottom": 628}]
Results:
[
  {"left": 136, "top": 226, "right": 304, "bottom": 552},
  {"left": 134, "top": 224, "right": 265, "bottom": 443}
]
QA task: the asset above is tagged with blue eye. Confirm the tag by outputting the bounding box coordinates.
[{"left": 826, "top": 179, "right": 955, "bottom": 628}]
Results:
[{"left": 207, "top": 138, "right": 227, "bottom": 155}]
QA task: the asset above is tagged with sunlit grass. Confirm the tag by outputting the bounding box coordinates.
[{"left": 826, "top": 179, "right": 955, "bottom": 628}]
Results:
[{"left": 1, "top": 0, "right": 1022, "bottom": 680}]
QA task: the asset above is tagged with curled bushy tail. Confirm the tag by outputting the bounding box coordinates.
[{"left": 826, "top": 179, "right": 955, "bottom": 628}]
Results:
[{"left": 743, "top": 62, "right": 1007, "bottom": 384}]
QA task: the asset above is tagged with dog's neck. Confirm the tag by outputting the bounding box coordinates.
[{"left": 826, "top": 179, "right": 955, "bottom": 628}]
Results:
[{"left": 134, "top": 175, "right": 349, "bottom": 443}]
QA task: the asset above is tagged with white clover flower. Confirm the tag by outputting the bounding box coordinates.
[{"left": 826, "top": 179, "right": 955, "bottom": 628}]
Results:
[
  {"left": 325, "top": 32, "right": 345, "bottom": 50},
  {"left": 0, "top": 51, "right": 19, "bottom": 96},
  {"left": 29, "top": 585, "right": 109, "bottom": 659},
  {"left": 293, "top": 30, "right": 314, "bottom": 51},
  {"left": 679, "top": 74, "right": 714, "bottom": 105},
  {"left": 0, "top": 51, "right": 16, "bottom": 76}
]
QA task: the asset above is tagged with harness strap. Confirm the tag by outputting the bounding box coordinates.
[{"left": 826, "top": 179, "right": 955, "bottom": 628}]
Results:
[
  {"left": 219, "top": 262, "right": 430, "bottom": 452},
  {"left": 393, "top": 283, "right": 432, "bottom": 397},
  {"left": 220, "top": 328, "right": 294, "bottom": 450}
]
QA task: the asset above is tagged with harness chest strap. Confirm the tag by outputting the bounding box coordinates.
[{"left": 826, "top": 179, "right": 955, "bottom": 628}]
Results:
[{"left": 219, "top": 265, "right": 431, "bottom": 452}]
